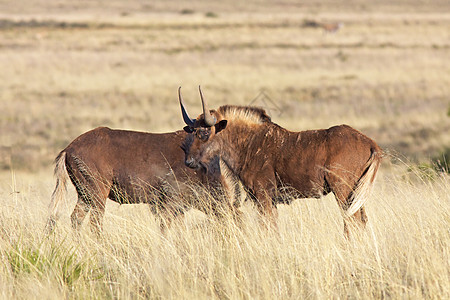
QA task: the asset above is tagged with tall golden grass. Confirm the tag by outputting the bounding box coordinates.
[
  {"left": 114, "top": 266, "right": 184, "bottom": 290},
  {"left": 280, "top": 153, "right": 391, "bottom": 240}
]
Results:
[
  {"left": 0, "top": 1, "right": 449, "bottom": 298},
  {"left": 0, "top": 162, "right": 448, "bottom": 299}
]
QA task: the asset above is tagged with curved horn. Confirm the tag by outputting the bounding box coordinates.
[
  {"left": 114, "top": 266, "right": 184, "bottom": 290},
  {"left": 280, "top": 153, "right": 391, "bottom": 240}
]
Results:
[
  {"left": 178, "top": 86, "right": 195, "bottom": 127},
  {"left": 199, "top": 85, "right": 216, "bottom": 126}
]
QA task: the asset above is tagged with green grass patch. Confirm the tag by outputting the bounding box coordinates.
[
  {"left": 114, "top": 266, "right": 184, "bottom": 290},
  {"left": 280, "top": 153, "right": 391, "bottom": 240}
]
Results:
[{"left": 5, "top": 238, "right": 104, "bottom": 288}]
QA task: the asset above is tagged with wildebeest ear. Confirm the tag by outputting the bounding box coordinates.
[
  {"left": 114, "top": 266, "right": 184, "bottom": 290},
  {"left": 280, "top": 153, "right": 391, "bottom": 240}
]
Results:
[
  {"left": 183, "top": 126, "right": 194, "bottom": 133},
  {"left": 215, "top": 120, "right": 228, "bottom": 133}
]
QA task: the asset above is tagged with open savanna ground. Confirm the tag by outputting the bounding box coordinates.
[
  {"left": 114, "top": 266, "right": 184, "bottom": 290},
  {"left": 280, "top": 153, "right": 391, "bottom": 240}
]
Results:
[{"left": 0, "top": 0, "right": 449, "bottom": 299}]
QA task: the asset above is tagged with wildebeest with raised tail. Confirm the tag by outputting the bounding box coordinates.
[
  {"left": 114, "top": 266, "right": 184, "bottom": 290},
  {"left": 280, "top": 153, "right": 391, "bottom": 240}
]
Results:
[
  {"left": 46, "top": 125, "right": 236, "bottom": 234},
  {"left": 179, "top": 86, "right": 382, "bottom": 237}
]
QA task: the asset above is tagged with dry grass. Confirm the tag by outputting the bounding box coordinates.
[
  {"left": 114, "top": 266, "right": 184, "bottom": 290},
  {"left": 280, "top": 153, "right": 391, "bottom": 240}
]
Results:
[
  {"left": 0, "top": 164, "right": 449, "bottom": 299},
  {"left": 0, "top": 1, "right": 449, "bottom": 299}
]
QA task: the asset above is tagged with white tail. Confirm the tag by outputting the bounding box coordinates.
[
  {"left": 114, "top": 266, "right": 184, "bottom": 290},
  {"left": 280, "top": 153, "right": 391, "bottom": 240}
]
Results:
[
  {"left": 344, "top": 150, "right": 381, "bottom": 218},
  {"left": 46, "top": 151, "right": 68, "bottom": 231}
]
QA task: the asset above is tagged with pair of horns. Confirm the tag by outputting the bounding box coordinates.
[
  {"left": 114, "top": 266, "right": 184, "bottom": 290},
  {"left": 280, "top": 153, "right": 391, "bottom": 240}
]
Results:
[{"left": 178, "top": 86, "right": 217, "bottom": 127}]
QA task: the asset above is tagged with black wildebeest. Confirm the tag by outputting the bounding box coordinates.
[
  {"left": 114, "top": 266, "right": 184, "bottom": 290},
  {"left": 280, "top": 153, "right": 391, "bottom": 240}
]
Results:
[
  {"left": 179, "top": 87, "right": 382, "bottom": 236},
  {"left": 46, "top": 124, "right": 237, "bottom": 234}
]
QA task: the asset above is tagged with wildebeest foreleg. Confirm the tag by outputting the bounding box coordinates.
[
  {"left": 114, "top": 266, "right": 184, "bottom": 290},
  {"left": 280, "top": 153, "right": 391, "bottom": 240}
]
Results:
[
  {"left": 255, "top": 191, "right": 278, "bottom": 229},
  {"left": 215, "top": 178, "right": 243, "bottom": 224},
  {"left": 253, "top": 174, "right": 278, "bottom": 228},
  {"left": 158, "top": 207, "right": 184, "bottom": 234}
]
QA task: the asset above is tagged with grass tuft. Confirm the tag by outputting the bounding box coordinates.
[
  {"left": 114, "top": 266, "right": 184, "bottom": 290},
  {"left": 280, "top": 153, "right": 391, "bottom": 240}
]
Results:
[{"left": 5, "top": 238, "right": 104, "bottom": 289}]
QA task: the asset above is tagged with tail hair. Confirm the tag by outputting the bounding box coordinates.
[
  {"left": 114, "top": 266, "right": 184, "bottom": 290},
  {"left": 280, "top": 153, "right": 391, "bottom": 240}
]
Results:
[
  {"left": 46, "top": 151, "right": 68, "bottom": 231},
  {"left": 344, "top": 149, "right": 382, "bottom": 218}
]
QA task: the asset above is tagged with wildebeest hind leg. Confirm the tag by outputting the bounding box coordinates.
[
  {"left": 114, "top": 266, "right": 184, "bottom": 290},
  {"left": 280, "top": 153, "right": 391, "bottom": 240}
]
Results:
[
  {"left": 89, "top": 203, "right": 106, "bottom": 236},
  {"left": 70, "top": 196, "right": 90, "bottom": 230},
  {"left": 72, "top": 172, "right": 111, "bottom": 235},
  {"left": 327, "top": 175, "right": 367, "bottom": 238},
  {"left": 80, "top": 178, "right": 110, "bottom": 236}
]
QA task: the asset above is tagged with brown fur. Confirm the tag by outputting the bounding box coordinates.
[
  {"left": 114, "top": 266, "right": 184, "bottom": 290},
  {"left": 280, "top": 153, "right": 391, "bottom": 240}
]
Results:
[
  {"left": 46, "top": 126, "right": 212, "bottom": 234},
  {"left": 183, "top": 105, "right": 383, "bottom": 236}
]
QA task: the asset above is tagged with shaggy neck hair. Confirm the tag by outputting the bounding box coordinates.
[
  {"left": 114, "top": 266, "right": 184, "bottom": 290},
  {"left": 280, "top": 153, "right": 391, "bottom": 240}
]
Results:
[
  {"left": 202, "top": 106, "right": 283, "bottom": 177},
  {"left": 216, "top": 105, "right": 271, "bottom": 125}
]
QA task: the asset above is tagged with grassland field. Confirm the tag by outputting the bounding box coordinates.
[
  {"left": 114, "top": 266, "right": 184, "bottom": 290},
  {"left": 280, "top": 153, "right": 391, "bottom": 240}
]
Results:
[{"left": 0, "top": 1, "right": 449, "bottom": 299}]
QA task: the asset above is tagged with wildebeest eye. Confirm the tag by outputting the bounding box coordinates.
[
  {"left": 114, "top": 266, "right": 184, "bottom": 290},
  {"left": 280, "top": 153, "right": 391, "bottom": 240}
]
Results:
[{"left": 196, "top": 128, "right": 210, "bottom": 141}]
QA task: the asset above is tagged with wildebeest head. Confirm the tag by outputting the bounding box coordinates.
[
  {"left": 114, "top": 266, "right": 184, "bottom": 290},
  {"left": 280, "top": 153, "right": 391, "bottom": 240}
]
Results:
[{"left": 178, "top": 86, "right": 228, "bottom": 171}]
